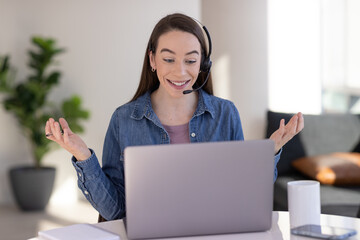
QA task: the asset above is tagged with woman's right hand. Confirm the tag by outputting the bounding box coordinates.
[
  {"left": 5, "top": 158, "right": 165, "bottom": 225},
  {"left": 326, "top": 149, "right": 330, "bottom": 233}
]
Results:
[{"left": 45, "top": 118, "right": 92, "bottom": 161}]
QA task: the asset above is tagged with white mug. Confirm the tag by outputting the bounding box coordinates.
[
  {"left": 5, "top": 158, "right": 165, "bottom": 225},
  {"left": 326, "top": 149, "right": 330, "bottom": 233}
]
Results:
[{"left": 287, "top": 180, "right": 321, "bottom": 228}]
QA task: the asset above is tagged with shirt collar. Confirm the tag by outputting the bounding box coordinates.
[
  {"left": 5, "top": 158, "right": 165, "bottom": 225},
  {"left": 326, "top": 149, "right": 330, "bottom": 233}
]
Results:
[
  {"left": 194, "top": 89, "right": 215, "bottom": 119},
  {"left": 130, "top": 91, "right": 154, "bottom": 121},
  {"left": 130, "top": 89, "right": 215, "bottom": 120}
]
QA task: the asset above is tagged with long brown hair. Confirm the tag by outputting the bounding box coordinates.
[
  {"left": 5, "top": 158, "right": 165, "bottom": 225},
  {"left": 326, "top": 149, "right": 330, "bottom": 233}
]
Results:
[{"left": 130, "top": 13, "right": 213, "bottom": 102}]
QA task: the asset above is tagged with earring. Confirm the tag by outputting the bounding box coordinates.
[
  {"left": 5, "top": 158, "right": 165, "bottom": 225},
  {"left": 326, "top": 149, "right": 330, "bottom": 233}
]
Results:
[{"left": 151, "top": 67, "right": 156, "bottom": 72}]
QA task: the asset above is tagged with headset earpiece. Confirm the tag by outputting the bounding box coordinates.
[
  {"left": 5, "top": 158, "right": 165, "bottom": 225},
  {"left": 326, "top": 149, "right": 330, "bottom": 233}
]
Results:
[
  {"left": 200, "top": 57, "right": 212, "bottom": 73},
  {"left": 199, "top": 25, "right": 212, "bottom": 73}
]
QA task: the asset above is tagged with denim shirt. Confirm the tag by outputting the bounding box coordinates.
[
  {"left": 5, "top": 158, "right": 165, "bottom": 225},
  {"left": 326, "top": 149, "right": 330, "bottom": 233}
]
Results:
[{"left": 72, "top": 89, "right": 281, "bottom": 220}]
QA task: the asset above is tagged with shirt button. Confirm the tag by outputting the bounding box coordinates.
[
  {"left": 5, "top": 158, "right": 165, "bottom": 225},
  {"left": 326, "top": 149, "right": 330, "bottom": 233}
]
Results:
[
  {"left": 191, "top": 132, "right": 196, "bottom": 138},
  {"left": 84, "top": 190, "right": 89, "bottom": 195},
  {"left": 78, "top": 172, "right": 82, "bottom": 178}
]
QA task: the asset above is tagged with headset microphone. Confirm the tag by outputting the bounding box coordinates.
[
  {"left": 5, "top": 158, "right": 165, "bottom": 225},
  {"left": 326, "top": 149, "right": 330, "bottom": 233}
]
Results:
[{"left": 183, "top": 61, "right": 212, "bottom": 95}]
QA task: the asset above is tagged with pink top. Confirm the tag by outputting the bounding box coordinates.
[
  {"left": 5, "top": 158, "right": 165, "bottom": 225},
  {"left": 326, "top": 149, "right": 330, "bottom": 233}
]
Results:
[{"left": 163, "top": 123, "right": 190, "bottom": 144}]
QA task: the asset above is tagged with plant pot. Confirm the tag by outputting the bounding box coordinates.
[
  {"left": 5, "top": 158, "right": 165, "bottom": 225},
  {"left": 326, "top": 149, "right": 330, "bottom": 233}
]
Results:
[{"left": 9, "top": 166, "right": 56, "bottom": 211}]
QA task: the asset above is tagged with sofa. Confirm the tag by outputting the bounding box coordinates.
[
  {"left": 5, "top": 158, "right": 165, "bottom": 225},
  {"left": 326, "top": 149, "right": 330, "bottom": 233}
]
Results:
[{"left": 266, "top": 110, "right": 360, "bottom": 218}]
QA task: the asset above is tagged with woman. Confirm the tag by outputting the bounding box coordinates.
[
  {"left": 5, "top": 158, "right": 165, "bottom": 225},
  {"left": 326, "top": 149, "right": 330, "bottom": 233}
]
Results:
[{"left": 45, "top": 13, "right": 304, "bottom": 220}]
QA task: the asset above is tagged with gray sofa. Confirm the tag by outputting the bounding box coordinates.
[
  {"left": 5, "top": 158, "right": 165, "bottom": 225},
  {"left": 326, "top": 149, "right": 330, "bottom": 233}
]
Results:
[{"left": 266, "top": 111, "right": 360, "bottom": 218}]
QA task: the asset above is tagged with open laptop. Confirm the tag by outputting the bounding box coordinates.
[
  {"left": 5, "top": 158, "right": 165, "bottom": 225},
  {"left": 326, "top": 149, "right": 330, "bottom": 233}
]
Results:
[{"left": 124, "top": 139, "right": 274, "bottom": 239}]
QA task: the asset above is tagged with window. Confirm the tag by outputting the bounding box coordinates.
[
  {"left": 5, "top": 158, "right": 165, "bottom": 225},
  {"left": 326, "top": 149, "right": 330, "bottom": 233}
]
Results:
[
  {"left": 322, "top": 0, "right": 360, "bottom": 113},
  {"left": 268, "top": 0, "right": 360, "bottom": 114}
]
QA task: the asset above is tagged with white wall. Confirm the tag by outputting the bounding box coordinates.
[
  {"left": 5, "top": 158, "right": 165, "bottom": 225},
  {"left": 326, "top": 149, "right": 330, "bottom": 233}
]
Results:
[
  {"left": 202, "top": 0, "right": 269, "bottom": 140},
  {"left": 0, "top": 0, "right": 201, "bottom": 205}
]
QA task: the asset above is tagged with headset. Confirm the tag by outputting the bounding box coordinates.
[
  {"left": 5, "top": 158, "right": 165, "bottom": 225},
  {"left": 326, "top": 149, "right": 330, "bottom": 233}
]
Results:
[{"left": 183, "top": 24, "right": 212, "bottom": 95}]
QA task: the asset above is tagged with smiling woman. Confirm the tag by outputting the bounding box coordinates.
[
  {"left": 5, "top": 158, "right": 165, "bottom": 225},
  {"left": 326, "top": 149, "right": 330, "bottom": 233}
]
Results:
[{"left": 45, "top": 13, "right": 304, "bottom": 221}]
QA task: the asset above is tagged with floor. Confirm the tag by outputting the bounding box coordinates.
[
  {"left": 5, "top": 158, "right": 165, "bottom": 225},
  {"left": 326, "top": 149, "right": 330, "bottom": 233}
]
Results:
[{"left": 0, "top": 201, "right": 98, "bottom": 240}]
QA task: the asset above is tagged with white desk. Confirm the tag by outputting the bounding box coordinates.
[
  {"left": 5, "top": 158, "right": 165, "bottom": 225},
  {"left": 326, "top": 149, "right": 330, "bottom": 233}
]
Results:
[{"left": 31, "top": 211, "right": 360, "bottom": 240}]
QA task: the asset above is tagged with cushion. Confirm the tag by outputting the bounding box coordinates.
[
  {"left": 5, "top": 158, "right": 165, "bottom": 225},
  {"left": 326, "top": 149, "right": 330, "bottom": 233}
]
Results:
[{"left": 292, "top": 152, "right": 360, "bottom": 185}]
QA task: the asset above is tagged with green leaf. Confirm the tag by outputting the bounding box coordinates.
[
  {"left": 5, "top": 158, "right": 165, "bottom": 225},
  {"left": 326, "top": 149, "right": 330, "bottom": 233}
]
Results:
[
  {"left": 28, "top": 50, "right": 43, "bottom": 63},
  {"left": 32, "top": 36, "right": 65, "bottom": 56},
  {"left": 0, "top": 56, "right": 14, "bottom": 93},
  {"left": 45, "top": 71, "right": 60, "bottom": 86},
  {"left": 32, "top": 37, "right": 52, "bottom": 52},
  {"left": 0, "top": 55, "right": 9, "bottom": 72}
]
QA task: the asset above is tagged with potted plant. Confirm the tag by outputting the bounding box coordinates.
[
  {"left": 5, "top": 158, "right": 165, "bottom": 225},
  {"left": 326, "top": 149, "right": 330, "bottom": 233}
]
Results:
[{"left": 0, "top": 36, "right": 90, "bottom": 211}]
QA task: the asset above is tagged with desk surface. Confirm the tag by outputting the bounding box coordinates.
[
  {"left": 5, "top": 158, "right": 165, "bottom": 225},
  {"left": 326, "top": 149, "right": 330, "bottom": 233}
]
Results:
[{"left": 31, "top": 211, "right": 360, "bottom": 240}]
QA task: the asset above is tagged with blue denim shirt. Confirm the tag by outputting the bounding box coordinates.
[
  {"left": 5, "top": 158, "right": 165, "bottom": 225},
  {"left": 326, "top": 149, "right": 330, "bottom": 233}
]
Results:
[{"left": 72, "top": 90, "right": 280, "bottom": 220}]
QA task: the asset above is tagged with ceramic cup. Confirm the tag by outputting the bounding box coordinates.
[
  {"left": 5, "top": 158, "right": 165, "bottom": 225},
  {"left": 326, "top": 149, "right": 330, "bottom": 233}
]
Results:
[{"left": 287, "top": 180, "right": 321, "bottom": 228}]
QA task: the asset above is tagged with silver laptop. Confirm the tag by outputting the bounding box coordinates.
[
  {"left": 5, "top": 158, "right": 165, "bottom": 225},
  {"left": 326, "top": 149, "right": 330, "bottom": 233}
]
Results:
[{"left": 124, "top": 139, "right": 274, "bottom": 239}]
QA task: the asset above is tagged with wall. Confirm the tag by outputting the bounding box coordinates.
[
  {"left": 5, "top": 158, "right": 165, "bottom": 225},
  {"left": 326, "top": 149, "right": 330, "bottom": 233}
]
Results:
[
  {"left": 0, "top": 0, "right": 201, "bottom": 205},
  {"left": 202, "top": 0, "right": 269, "bottom": 140}
]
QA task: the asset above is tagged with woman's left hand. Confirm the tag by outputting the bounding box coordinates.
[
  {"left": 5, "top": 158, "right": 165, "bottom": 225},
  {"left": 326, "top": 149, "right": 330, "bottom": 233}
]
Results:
[{"left": 270, "top": 112, "right": 304, "bottom": 153}]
